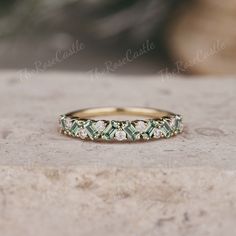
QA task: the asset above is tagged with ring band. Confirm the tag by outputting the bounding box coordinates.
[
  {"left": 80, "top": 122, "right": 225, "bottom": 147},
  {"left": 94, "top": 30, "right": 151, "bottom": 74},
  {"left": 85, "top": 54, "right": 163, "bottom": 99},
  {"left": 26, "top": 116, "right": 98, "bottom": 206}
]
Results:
[{"left": 59, "top": 107, "right": 183, "bottom": 142}]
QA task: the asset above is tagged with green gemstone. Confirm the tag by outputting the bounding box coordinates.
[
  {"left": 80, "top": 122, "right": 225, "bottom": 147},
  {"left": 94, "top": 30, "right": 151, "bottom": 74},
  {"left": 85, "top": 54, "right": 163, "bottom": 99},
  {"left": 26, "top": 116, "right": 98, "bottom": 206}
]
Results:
[
  {"left": 175, "top": 116, "right": 183, "bottom": 132},
  {"left": 123, "top": 121, "right": 140, "bottom": 141},
  {"left": 160, "top": 120, "right": 172, "bottom": 138},
  {"left": 170, "top": 115, "right": 183, "bottom": 133},
  {"left": 101, "top": 121, "right": 119, "bottom": 140},
  {"left": 70, "top": 120, "right": 83, "bottom": 136},
  {"left": 60, "top": 116, "right": 70, "bottom": 130},
  {"left": 142, "top": 120, "right": 158, "bottom": 139},
  {"left": 83, "top": 120, "right": 99, "bottom": 140},
  {"left": 59, "top": 115, "right": 66, "bottom": 128}
]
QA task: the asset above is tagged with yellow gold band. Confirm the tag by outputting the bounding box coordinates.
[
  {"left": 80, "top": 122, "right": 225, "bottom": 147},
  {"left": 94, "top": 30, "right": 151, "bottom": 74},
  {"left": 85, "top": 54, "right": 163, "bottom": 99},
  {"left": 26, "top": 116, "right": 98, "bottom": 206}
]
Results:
[
  {"left": 67, "top": 107, "right": 174, "bottom": 119},
  {"left": 59, "top": 107, "right": 183, "bottom": 142}
]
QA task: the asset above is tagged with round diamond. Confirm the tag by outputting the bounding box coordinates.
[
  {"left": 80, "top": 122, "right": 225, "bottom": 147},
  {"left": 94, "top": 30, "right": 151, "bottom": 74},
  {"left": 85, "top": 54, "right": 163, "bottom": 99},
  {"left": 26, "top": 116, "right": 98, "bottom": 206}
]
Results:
[
  {"left": 115, "top": 130, "right": 126, "bottom": 141},
  {"left": 95, "top": 120, "right": 106, "bottom": 132},
  {"left": 78, "top": 128, "right": 87, "bottom": 139},
  {"left": 135, "top": 121, "right": 147, "bottom": 133},
  {"left": 153, "top": 128, "right": 162, "bottom": 139}
]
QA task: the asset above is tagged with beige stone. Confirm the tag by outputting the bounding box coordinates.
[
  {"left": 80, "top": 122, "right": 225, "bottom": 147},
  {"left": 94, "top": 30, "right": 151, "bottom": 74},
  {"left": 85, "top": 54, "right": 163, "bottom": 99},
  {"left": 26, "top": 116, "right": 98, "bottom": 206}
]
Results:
[{"left": 0, "top": 71, "right": 236, "bottom": 236}]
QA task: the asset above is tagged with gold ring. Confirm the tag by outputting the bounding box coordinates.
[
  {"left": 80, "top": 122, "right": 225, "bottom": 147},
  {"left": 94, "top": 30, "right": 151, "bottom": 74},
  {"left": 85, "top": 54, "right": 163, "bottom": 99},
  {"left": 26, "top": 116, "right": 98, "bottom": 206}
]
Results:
[{"left": 59, "top": 107, "right": 183, "bottom": 141}]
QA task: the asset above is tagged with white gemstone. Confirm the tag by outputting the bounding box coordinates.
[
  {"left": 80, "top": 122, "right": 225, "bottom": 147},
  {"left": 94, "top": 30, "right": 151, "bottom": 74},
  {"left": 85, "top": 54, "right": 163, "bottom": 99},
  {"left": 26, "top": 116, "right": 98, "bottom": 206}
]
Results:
[
  {"left": 115, "top": 130, "right": 126, "bottom": 141},
  {"left": 153, "top": 128, "right": 162, "bottom": 138},
  {"left": 95, "top": 120, "right": 106, "bottom": 132},
  {"left": 64, "top": 117, "right": 72, "bottom": 129},
  {"left": 78, "top": 128, "right": 87, "bottom": 139},
  {"left": 135, "top": 121, "right": 147, "bottom": 133}
]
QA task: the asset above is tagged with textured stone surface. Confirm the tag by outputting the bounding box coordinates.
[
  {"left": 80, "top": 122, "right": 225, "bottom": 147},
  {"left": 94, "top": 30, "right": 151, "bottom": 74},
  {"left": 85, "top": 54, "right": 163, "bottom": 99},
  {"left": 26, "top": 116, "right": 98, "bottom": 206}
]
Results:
[
  {"left": 0, "top": 71, "right": 236, "bottom": 235},
  {"left": 1, "top": 166, "right": 236, "bottom": 236}
]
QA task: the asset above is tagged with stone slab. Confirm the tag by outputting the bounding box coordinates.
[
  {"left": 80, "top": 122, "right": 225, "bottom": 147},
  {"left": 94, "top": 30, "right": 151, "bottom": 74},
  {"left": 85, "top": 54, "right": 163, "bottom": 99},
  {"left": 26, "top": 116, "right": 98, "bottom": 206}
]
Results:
[{"left": 0, "top": 71, "right": 236, "bottom": 236}]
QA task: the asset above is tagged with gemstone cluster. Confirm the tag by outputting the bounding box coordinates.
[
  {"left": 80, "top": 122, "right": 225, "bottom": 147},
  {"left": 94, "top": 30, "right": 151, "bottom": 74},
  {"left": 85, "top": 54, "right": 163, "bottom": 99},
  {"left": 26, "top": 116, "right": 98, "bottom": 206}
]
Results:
[{"left": 59, "top": 115, "right": 183, "bottom": 142}]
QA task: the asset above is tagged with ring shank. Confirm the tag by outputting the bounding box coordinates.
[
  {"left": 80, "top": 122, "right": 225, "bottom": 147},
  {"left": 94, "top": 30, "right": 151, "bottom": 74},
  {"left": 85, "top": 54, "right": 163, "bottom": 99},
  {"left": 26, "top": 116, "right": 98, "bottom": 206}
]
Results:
[{"left": 67, "top": 107, "right": 174, "bottom": 119}]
